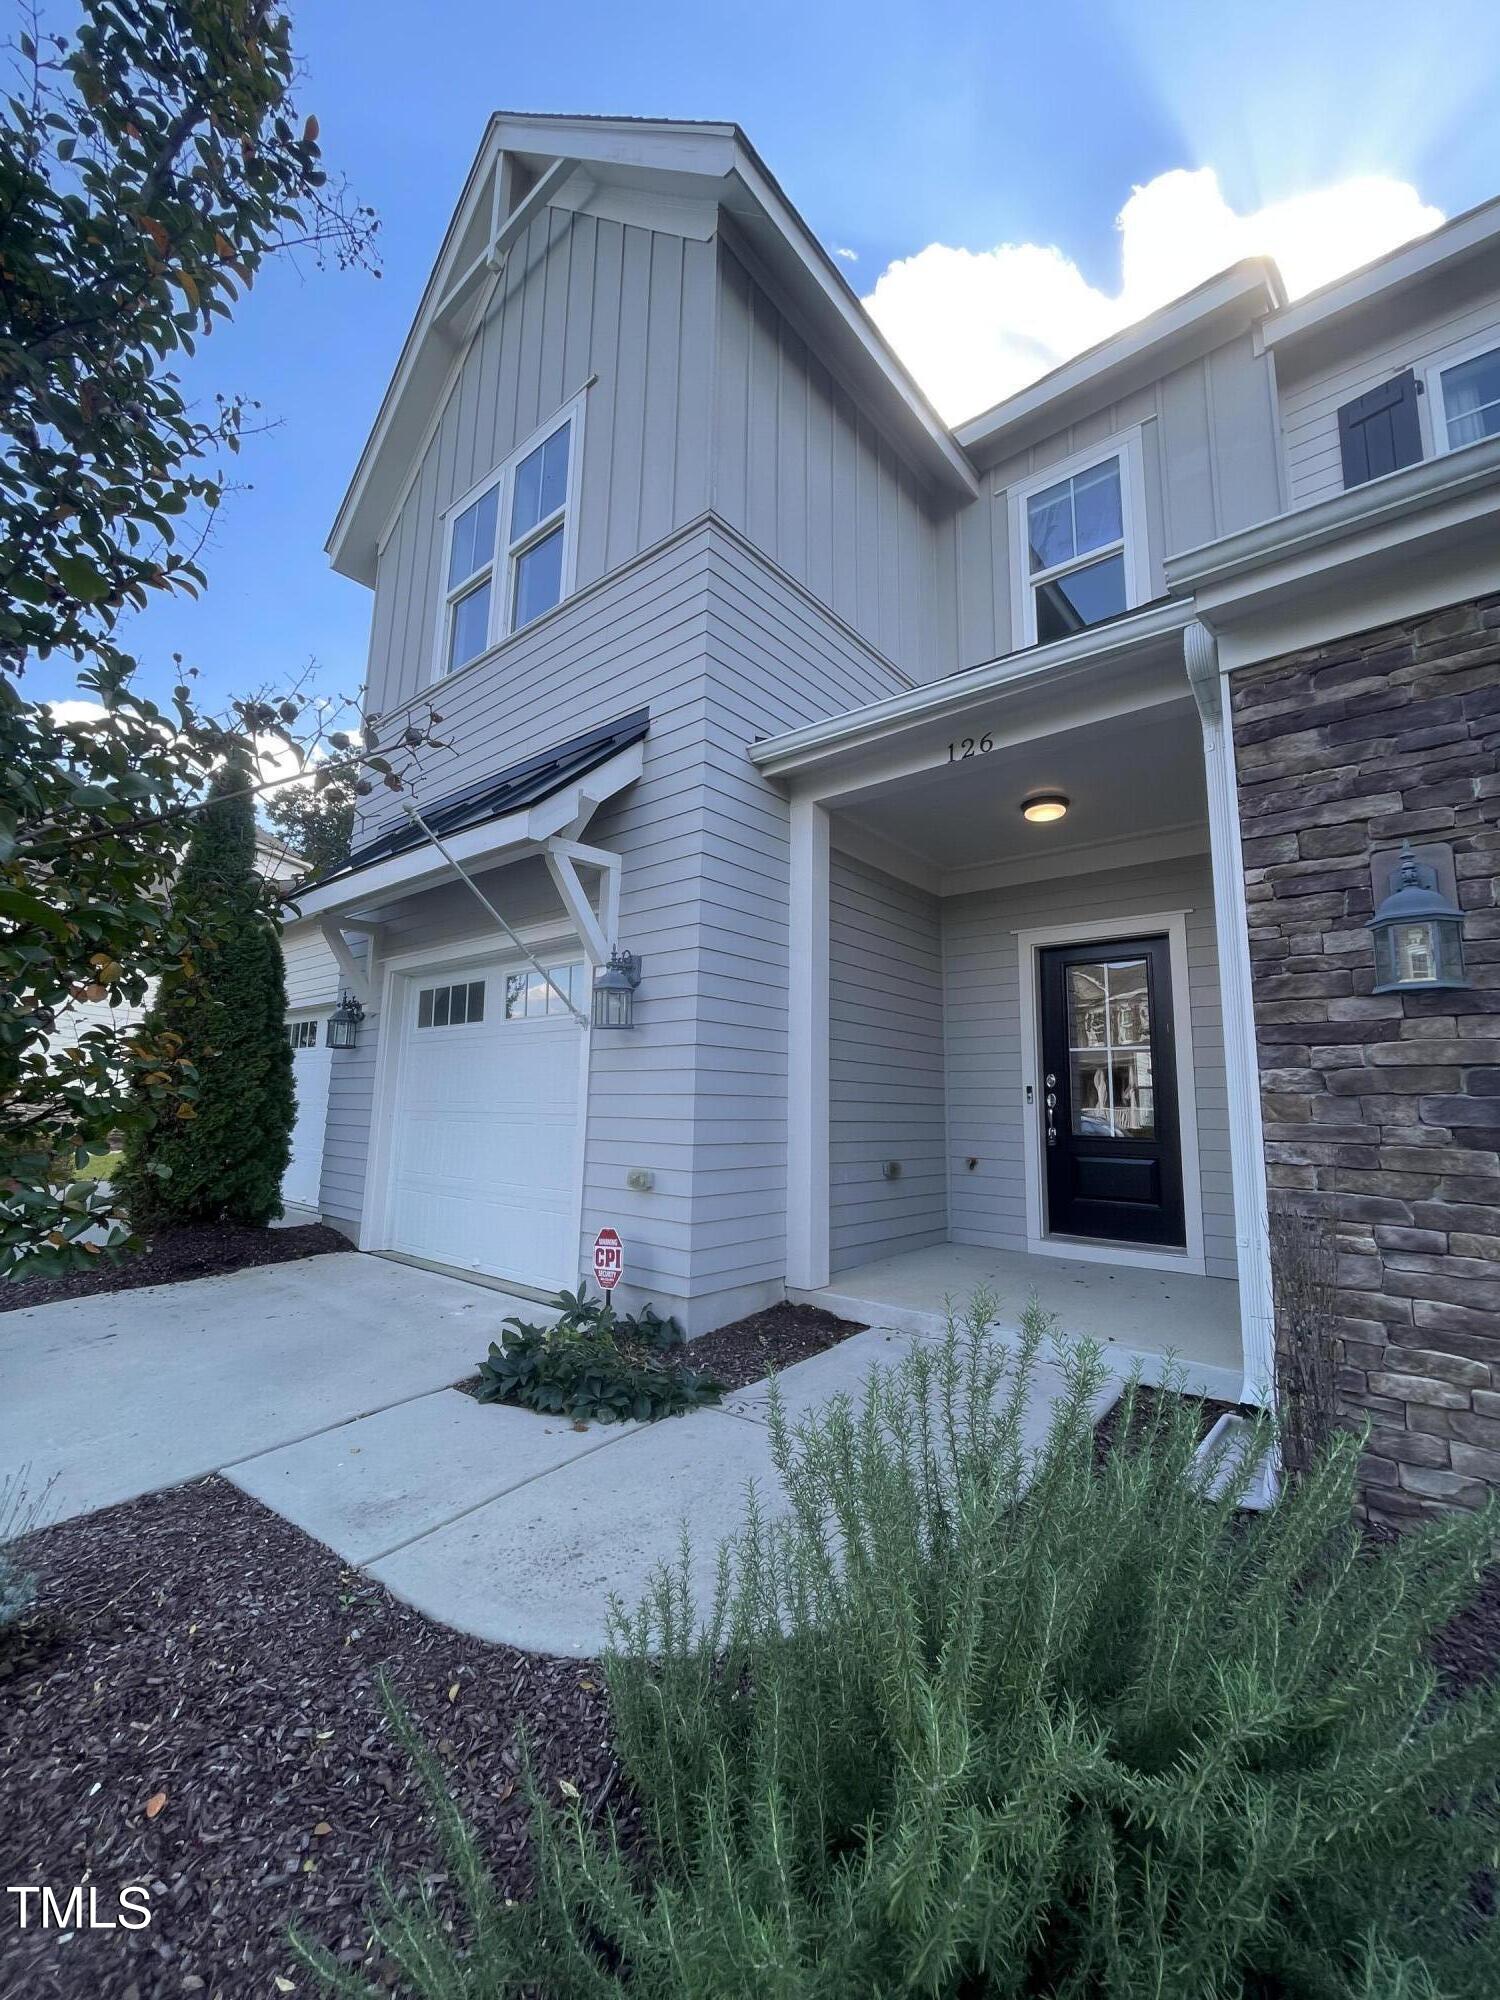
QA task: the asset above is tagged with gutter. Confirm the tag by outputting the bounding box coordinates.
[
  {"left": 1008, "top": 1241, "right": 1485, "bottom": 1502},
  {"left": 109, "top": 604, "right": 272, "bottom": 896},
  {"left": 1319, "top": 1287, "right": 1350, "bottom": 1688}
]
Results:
[
  {"left": 748, "top": 598, "right": 1194, "bottom": 777},
  {"left": 1165, "top": 434, "right": 1500, "bottom": 598}
]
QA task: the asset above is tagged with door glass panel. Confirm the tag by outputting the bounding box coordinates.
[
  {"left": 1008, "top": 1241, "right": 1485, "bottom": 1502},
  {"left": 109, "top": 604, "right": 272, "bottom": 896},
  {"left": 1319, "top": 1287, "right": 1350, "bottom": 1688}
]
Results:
[{"left": 1067, "top": 957, "right": 1156, "bottom": 1140}]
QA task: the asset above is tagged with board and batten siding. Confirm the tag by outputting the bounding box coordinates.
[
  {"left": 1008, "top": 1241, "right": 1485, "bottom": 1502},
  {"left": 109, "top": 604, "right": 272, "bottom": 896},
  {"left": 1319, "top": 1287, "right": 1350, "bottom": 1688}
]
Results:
[
  {"left": 942, "top": 853, "right": 1238, "bottom": 1283},
  {"left": 942, "top": 332, "right": 1283, "bottom": 671},
  {"left": 828, "top": 851, "right": 947, "bottom": 1273},
  {"left": 711, "top": 240, "right": 940, "bottom": 683},
  {"left": 366, "top": 205, "right": 717, "bottom": 719},
  {"left": 1276, "top": 266, "right": 1500, "bottom": 508}
]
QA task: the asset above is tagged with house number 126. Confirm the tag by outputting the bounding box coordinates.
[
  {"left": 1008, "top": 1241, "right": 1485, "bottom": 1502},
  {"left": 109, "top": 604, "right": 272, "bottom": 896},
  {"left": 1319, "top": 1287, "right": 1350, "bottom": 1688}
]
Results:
[{"left": 947, "top": 733, "right": 994, "bottom": 761}]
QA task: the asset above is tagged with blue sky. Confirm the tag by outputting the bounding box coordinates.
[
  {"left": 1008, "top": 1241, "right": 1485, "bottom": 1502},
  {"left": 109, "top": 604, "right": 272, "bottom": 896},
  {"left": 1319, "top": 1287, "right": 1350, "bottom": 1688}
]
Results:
[{"left": 36, "top": 0, "right": 1500, "bottom": 718}]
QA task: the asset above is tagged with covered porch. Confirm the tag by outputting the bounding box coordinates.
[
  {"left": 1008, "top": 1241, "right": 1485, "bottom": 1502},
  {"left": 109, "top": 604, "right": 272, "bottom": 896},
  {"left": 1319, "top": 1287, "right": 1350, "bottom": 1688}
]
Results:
[
  {"left": 792, "top": 1242, "right": 1243, "bottom": 1400},
  {"left": 754, "top": 603, "right": 1273, "bottom": 1404}
]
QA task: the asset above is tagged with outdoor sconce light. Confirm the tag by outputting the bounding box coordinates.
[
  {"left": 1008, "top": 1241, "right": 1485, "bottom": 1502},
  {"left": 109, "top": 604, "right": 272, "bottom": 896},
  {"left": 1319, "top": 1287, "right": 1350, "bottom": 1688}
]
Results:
[
  {"left": 1021, "top": 792, "right": 1070, "bottom": 824},
  {"left": 1369, "top": 841, "right": 1468, "bottom": 994},
  {"left": 326, "top": 990, "right": 365, "bottom": 1049},
  {"left": 592, "top": 949, "right": 643, "bottom": 1030}
]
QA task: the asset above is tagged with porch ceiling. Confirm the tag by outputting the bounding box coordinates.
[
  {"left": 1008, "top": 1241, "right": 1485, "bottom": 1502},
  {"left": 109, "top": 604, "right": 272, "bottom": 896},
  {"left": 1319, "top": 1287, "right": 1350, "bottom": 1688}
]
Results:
[{"left": 833, "top": 697, "right": 1208, "bottom": 881}]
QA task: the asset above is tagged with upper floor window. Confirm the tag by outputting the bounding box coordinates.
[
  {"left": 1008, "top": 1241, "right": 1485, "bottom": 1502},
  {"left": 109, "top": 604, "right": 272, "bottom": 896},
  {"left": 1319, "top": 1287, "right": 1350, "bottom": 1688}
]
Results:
[
  {"left": 1432, "top": 342, "right": 1500, "bottom": 453},
  {"left": 435, "top": 401, "right": 581, "bottom": 679},
  {"left": 1008, "top": 429, "right": 1149, "bottom": 649}
]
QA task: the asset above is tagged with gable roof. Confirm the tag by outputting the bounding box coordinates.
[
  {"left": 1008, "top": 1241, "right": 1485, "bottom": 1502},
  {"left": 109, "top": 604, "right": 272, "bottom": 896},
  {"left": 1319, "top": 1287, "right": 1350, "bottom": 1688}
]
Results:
[
  {"left": 327, "top": 114, "right": 978, "bottom": 583},
  {"left": 953, "top": 259, "right": 1286, "bottom": 463}
]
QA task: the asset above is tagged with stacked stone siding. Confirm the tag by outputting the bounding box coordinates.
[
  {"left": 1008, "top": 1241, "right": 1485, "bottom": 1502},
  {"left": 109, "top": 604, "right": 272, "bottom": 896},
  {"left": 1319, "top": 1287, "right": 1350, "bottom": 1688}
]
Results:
[{"left": 1230, "top": 591, "right": 1500, "bottom": 1521}]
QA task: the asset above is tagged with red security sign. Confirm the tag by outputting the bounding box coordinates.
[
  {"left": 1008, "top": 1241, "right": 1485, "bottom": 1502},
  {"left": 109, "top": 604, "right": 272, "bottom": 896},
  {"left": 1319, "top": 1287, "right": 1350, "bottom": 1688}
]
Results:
[{"left": 592, "top": 1227, "right": 624, "bottom": 1291}]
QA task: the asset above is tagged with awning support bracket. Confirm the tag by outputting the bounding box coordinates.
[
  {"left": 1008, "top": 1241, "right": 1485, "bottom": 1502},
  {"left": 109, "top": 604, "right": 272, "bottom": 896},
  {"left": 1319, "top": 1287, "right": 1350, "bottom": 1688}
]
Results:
[
  {"left": 319, "top": 918, "right": 374, "bottom": 1010},
  {"left": 401, "top": 800, "right": 590, "bottom": 1026}
]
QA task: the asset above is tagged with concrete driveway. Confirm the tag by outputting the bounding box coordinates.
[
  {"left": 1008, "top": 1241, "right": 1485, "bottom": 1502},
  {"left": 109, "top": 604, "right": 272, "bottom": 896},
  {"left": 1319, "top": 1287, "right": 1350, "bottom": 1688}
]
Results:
[
  {"left": 3, "top": 1255, "right": 1117, "bottom": 1656},
  {"left": 0, "top": 1253, "right": 526, "bottom": 1523}
]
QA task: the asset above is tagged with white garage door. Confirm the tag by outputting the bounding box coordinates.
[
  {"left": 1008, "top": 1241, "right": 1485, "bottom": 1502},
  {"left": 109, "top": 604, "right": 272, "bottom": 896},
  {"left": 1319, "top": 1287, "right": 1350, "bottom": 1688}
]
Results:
[
  {"left": 385, "top": 959, "right": 586, "bottom": 1291},
  {"left": 283, "top": 1016, "right": 332, "bottom": 1208}
]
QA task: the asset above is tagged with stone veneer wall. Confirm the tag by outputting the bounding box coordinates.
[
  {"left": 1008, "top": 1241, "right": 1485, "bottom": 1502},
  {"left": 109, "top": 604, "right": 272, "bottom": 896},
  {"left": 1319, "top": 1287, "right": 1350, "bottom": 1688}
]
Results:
[{"left": 1230, "top": 591, "right": 1500, "bottom": 1522}]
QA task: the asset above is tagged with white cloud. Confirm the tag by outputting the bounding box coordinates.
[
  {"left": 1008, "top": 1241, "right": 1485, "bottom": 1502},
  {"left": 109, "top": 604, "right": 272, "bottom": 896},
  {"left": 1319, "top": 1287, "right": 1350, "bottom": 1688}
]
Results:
[
  {"left": 862, "top": 167, "right": 1445, "bottom": 424},
  {"left": 833, "top": 245, "right": 859, "bottom": 263},
  {"left": 47, "top": 698, "right": 109, "bottom": 726}
]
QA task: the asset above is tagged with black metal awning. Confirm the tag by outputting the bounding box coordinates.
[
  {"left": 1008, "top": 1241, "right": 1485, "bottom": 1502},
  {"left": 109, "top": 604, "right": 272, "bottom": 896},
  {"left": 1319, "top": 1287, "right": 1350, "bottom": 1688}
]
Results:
[{"left": 308, "top": 708, "right": 649, "bottom": 889}]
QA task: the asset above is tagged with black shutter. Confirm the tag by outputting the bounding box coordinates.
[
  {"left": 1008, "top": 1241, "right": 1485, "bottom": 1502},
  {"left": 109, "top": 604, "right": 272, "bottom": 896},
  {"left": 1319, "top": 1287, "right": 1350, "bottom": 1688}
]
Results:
[{"left": 1337, "top": 369, "right": 1424, "bottom": 488}]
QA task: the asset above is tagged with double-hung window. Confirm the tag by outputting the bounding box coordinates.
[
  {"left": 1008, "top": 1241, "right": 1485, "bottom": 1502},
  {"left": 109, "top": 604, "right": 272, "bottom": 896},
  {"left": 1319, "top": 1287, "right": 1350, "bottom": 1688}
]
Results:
[
  {"left": 1428, "top": 340, "right": 1500, "bottom": 454},
  {"left": 1009, "top": 430, "right": 1148, "bottom": 649},
  {"left": 435, "top": 403, "right": 580, "bottom": 679}
]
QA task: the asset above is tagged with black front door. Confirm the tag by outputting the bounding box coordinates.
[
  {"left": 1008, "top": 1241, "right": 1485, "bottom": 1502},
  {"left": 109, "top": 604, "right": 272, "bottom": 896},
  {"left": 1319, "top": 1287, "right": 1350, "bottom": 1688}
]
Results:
[{"left": 1038, "top": 935, "right": 1185, "bottom": 1248}]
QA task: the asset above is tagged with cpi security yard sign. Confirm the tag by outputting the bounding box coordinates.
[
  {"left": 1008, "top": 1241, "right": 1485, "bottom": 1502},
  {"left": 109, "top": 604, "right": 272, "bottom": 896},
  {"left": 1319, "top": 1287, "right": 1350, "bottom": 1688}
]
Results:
[{"left": 592, "top": 1227, "right": 624, "bottom": 1290}]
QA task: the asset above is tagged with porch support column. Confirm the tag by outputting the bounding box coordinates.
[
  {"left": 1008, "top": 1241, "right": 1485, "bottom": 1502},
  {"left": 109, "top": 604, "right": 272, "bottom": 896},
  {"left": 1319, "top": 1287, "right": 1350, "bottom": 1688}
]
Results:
[
  {"left": 787, "top": 793, "right": 831, "bottom": 1290},
  {"left": 1186, "top": 620, "right": 1275, "bottom": 1402}
]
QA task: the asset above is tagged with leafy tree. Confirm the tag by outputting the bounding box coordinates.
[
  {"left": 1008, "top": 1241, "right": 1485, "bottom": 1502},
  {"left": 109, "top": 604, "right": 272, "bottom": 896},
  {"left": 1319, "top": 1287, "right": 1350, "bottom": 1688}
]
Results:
[
  {"left": 265, "top": 755, "right": 356, "bottom": 877},
  {"left": 114, "top": 752, "right": 294, "bottom": 1224},
  {"left": 0, "top": 0, "right": 392, "bottom": 1275}
]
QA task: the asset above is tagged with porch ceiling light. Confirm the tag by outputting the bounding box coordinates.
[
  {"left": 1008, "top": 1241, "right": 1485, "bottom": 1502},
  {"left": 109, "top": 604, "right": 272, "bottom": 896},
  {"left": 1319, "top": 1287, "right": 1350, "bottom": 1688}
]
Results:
[
  {"left": 1370, "top": 841, "right": 1468, "bottom": 993},
  {"left": 592, "top": 948, "right": 643, "bottom": 1030},
  {"left": 1022, "top": 792, "right": 1070, "bottom": 825}
]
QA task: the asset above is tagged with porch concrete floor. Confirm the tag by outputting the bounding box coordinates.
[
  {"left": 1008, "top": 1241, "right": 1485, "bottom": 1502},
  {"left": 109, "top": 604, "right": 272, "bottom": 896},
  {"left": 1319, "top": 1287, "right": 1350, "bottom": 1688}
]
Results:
[{"left": 794, "top": 1241, "right": 1243, "bottom": 1395}]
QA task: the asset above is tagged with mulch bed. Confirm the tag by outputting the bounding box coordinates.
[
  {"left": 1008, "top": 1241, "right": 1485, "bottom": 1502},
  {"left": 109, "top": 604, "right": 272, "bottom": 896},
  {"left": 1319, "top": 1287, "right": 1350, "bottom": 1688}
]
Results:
[
  {"left": 0, "top": 1479, "right": 629, "bottom": 1999},
  {"left": 676, "top": 1300, "right": 866, "bottom": 1392},
  {"left": 1, "top": 1223, "right": 352, "bottom": 1315},
  {"left": 1092, "top": 1382, "right": 1245, "bottom": 1462}
]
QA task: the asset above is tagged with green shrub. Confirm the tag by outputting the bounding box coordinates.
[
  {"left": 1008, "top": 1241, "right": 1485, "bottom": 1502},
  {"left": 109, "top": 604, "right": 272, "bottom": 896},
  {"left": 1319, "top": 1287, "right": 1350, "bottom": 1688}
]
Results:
[
  {"left": 115, "top": 754, "right": 295, "bottom": 1228},
  {"left": 303, "top": 1297, "right": 1500, "bottom": 1999},
  {"left": 473, "top": 1286, "right": 722, "bottom": 1425}
]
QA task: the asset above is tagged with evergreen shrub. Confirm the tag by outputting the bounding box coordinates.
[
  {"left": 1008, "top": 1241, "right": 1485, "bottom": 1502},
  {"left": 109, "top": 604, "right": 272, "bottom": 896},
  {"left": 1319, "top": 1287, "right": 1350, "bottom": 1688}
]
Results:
[
  {"left": 303, "top": 1297, "right": 1500, "bottom": 1999},
  {"left": 116, "top": 757, "right": 295, "bottom": 1227}
]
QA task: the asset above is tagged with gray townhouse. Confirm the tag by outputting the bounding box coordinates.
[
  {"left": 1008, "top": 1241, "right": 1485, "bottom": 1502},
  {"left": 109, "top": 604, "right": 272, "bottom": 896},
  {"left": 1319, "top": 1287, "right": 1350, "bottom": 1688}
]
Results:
[{"left": 283, "top": 115, "right": 1500, "bottom": 1522}]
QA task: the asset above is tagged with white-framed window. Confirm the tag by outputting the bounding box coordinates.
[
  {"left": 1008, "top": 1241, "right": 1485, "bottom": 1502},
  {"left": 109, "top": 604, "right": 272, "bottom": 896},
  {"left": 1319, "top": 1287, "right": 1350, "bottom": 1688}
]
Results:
[
  {"left": 416, "top": 979, "right": 486, "bottom": 1029},
  {"left": 1006, "top": 428, "right": 1151, "bottom": 650},
  {"left": 433, "top": 397, "right": 583, "bottom": 681},
  {"left": 1425, "top": 336, "right": 1500, "bottom": 455},
  {"left": 286, "top": 1018, "right": 320, "bottom": 1049}
]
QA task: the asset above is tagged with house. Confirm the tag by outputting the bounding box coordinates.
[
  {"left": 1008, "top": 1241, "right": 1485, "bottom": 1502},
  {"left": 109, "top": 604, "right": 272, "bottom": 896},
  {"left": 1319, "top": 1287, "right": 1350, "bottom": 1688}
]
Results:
[{"left": 284, "top": 117, "right": 1500, "bottom": 1521}]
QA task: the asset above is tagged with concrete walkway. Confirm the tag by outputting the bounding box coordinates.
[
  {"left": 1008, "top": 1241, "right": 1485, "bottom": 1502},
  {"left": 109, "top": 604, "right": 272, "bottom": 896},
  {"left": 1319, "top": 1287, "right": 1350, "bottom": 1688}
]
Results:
[
  {"left": 0, "top": 1253, "right": 539, "bottom": 1522},
  {"left": 3, "top": 1256, "right": 1116, "bottom": 1657}
]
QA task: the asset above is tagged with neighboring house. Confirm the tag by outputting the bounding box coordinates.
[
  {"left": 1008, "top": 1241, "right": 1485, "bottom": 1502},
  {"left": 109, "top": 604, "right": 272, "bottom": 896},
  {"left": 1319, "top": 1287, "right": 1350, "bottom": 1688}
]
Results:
[
  {"left": 291, "top": 115, "right": 1500, "bottom": 1522},
  {"left": 58, "top": 830, "right": 340, "bottom": 1209}
]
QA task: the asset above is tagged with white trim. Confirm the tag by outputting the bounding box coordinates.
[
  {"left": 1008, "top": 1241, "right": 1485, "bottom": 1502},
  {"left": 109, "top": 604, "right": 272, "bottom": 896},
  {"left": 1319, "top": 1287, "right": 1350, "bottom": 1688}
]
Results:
[
  {"left": 956, "top": 261, "right": 1282, "bottom": 453},
  {"left": 357, "top": 922, "right": 591, "bottom": 1283},
  {"left": 1260, "top": 194, "right": 1500, "bottom": 353},
  {"left": 749, "top": 598, "right": 1195, "bottom": 782},
  {"left": 1423, "top": 329, "right": 1500, "bottom": 458},
  {"left": 1185, "top": 621, "right": 1276, "bottom": 1407},
  {"left": 429, "top": 391, "right": 586, "bottom": 687},
  {"left": 1006, "top": 427, "right": 1152, "bottom": 651},
  {"left": 786, "top": 797, "right": 831, "bottom": 1289},
  {"left": 938, "top": 825, "right": 1208, "bottom": 899},
  {"left": 1014, "top": 910, "right": 1207, "bottom": 1276},
  {"left": 289, "top": 738, "right": 644, "bottom": 923}
]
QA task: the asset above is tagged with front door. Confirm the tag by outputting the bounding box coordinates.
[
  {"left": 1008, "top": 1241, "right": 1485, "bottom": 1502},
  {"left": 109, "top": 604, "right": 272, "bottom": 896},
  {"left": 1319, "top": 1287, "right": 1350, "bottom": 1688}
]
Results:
[{"left": 1037, "top": 935, "right": 1185, "bottom": 1248}]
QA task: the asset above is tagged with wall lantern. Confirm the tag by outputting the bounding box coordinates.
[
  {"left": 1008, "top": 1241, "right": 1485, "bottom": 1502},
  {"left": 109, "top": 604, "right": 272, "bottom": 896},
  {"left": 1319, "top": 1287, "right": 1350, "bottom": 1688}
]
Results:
[
  {"left": 592, "top": 949, "right": 643, "bottom": 1030},
  {"left": 1369, "top": 841, "right": 1468, "bottom": 994},
  {"left": 1022, "top": 792, "right": 1070, "bottom": 824},
  {"left": 326, "top": 990, "right": 365, "bottom": 1049}
]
